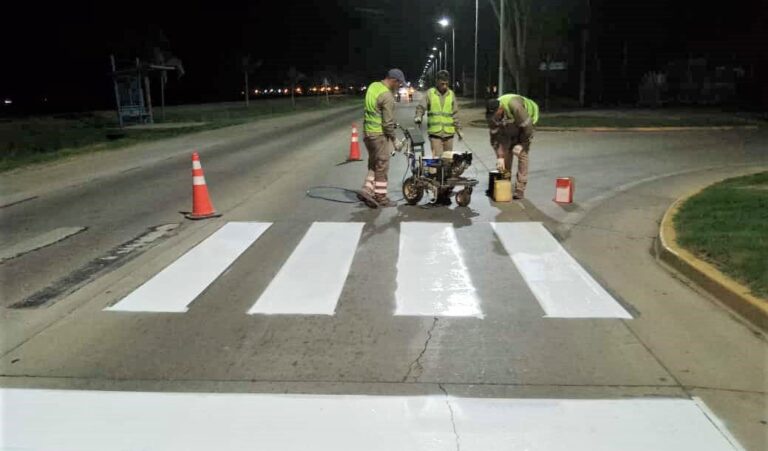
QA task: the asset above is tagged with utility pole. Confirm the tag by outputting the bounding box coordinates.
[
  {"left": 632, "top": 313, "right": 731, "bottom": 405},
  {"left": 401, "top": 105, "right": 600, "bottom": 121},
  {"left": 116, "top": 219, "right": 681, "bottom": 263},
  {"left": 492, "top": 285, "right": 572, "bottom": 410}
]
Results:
[
  {"left": 498, "top": 0, "right": 505, "bottom": 94},
  {"left": 474, "top": 0, "right": 479, "bottom": 104},
  {"left": 579, "top": 0, "right": 590, "bottom": 107}
]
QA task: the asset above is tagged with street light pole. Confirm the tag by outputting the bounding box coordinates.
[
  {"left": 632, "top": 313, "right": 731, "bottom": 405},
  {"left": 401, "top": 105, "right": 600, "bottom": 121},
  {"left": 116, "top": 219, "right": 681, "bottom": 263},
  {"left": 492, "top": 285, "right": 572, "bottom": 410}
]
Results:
[
  {"left": 438, "top": 17, "right": 455, "bottom": 89},
  {"left": 498, "top": 0, "right": 505, "bottom": 94},
  {"left": 451, "top": 26, "right": 455, "bottom": 89},
  {"left": 444, "top": 40, "right": 448, "bottom": 71},
  {"left": 474, "top": 0, "right": 479, "bottom": 104}
]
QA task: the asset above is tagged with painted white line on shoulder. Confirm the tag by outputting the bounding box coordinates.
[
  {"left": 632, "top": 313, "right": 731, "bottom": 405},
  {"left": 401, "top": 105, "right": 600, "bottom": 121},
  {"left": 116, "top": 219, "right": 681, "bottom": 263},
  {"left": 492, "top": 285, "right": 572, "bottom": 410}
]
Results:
[
  {"left": 1, "top": 389, "right": 740, "bottom": 451},
  {"left": 396, "top": 222, "right": 482, "bottom": 317},
  {"left": 106, "top": 222, "right": 271, "bottom": 313},
  {"left": 248, "top": 222, "right": 363, "bottom": 315},
  {"left": 492, "top": 222, "right": 632, "bottom": 318}
]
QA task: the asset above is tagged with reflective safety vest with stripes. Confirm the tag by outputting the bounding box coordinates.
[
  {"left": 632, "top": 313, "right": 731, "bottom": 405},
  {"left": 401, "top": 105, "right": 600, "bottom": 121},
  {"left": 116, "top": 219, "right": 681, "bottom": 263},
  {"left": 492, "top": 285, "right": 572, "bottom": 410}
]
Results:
[
  {"left": 364, "top": 81, "right": 391, "bottom": 134},
  {"left": 498, "top": 94, "right": 540, "bottom": 126},
  {"left": 427, "top": 88, "right": 456, "bottom": 135}
]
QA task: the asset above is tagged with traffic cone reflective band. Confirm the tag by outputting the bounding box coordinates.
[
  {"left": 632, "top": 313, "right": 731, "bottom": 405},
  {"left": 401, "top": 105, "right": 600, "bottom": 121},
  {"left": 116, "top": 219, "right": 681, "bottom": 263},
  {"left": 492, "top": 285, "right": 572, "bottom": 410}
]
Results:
[
  {"left": 348, "top": 123, "right": 362, "bottom": 161},
  {"left": 185, "top": 152, "right": 221, "bottom": 220},
  {"left": 554, "top": 177, "right": 575, "bottom": 204}
]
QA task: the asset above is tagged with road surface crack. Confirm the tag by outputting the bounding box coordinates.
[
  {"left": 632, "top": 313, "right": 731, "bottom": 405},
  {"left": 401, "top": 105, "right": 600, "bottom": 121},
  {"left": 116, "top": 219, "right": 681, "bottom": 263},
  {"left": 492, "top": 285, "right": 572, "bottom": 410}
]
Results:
[
  {"left": 439, "top": 383, "right": 461, "bottom": 451},
  {"left": 401, "top": 317, "right": 438, "bottom": 383}
]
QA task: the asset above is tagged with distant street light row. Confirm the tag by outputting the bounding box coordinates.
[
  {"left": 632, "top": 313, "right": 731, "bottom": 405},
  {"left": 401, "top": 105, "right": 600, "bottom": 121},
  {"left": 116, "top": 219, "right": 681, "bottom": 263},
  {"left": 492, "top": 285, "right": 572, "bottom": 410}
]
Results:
[
  {"left": 240, "top": 85, "right": 368, "bottom": 96},
  {"left": 419, "top": 17, "right": 454, "bottom": 88},
  {"left": 419, "top": 2, "right": 481, "bottom": 104}
]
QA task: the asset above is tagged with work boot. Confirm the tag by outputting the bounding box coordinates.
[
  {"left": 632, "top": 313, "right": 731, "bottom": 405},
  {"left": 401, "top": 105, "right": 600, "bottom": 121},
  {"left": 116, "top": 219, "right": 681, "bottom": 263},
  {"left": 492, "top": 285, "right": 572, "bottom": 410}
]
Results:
[
  {"left": 513, "top": 192, "right": 525, "bottom": 200},
  {"left": 375, "top": 195, "right": 397, "bottom": 208},
  {"left": 357, "top": 190, "right": 379, "bottom": 209}
]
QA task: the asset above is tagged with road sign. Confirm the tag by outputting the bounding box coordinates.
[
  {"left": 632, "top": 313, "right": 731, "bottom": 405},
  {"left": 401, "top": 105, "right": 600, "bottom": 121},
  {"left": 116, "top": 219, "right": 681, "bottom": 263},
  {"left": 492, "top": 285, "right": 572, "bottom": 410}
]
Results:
[{"left": 539, "top": 61, "right": 567, "bottom": 71}]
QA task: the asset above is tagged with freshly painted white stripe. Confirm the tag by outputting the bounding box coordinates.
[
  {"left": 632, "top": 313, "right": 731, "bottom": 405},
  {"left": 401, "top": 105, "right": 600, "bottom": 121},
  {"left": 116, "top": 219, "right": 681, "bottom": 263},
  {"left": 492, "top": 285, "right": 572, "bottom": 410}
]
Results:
[
  {"left": 192, "top": 175, "right": 206, "bottom": 185},
  {"left": 248, "top": 222, "right": 363, "bottom": 315},
  {"left": 192, "top": 160, "right": 202, "bottom": 170},
  {"left": 453, "top": 397, "right": 740, "bottom": 450},
  {"left": 396, "top": 222, "right": 482, "bottom": 317},
  {"left": 491, "top": 222, "right": 632, "bottom": 318},
  {"left": 1, "top": 389, "right": 740, "bottom": 451},
  {"left": 107, "top": 222, "right": 271, "bottom": 313}
]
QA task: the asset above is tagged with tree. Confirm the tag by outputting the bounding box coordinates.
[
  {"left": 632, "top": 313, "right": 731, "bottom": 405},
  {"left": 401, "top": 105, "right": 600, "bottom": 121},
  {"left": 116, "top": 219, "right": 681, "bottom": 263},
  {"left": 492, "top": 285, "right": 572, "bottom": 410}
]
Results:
[
  {"left": 287, "top": 66, "right": 306, "bottom": 108},
  {"left": 152, "top": 47, "right": 184, "bottom": 120},
  {"left": 241, "top": 55, "right": 263, "bottom": 107},
  {"left": 532, "top": 5, "right": 570, "bottom": 109},
  {"left": 492, "top": 0, "right": 573, "bottom": 97}
]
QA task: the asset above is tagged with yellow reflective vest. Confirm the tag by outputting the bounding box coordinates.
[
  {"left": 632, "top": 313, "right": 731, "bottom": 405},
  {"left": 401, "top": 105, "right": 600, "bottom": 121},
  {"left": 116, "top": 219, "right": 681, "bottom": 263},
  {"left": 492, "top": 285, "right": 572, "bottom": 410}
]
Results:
[
  {"left": 427, "top": 88, "right": 456, "bottom": 135},
  {"left": 364, "top": 81, "right": 390, "bottom": 134}
]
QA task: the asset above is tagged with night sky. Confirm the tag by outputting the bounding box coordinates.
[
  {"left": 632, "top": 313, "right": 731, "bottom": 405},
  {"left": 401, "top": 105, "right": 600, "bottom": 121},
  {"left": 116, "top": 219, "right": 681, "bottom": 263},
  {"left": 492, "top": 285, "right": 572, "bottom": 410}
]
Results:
[{"left": 3, "top": 0, "right": 765, "bottom": 112}]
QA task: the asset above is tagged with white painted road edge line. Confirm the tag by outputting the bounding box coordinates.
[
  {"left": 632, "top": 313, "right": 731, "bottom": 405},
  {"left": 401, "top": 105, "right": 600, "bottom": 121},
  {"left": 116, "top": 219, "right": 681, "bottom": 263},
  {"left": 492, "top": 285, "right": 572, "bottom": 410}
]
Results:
[
  {"left": 396, "top": 222, "right": 483, "bottom": 318},
  {"left": 0, "top": 389, "right": 741, "bottom": 451},
  {"left": 248, "top": 222, "right": 364, "bottom": 315},
  {"left": 492, "top": 222, "right": 632, "bottom": 318},
  {"left": 106, "top": 222, "right": 271, "bottom": 313}
]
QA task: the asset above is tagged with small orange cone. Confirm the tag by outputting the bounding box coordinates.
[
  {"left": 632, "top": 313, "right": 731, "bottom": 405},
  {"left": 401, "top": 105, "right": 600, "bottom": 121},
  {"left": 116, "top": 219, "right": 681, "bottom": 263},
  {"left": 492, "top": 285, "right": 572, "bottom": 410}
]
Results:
[
  {"left": 185, "top": 152, "right": 221, "bottom": 220},
  {"left": 348, "top": 123, "right": 362, "bottom": 161}
]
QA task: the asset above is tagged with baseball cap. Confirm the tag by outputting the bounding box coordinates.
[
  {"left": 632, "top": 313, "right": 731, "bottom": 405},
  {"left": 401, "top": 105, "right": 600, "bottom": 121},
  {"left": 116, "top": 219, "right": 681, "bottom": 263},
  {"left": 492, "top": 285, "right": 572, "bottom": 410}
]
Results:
[{"left": 386, "top": 68, "right": 406, "bottom": 85}]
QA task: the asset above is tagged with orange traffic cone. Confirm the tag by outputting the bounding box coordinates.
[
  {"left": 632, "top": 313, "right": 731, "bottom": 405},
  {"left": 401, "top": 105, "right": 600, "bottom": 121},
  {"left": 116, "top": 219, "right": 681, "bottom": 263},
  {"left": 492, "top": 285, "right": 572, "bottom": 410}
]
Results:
[
  {"left": 348, "top": 123, "right": 362, "bottom": 161},
  {"left": 185, "top": 152, "right": 221, "bottom": 220}
]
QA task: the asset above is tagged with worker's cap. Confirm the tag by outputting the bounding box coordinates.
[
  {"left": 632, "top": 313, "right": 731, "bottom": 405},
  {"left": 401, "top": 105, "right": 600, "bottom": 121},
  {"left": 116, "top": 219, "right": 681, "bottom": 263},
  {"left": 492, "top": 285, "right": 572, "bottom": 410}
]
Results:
[
  {"left": 386, "top": 68, "right": 406, "bottom": 85},
  {"left": 486, "top": 98, "right": 500, "bottom": 113},
  {"left": 436, "top": 70, "right": 450, "bottom": 82}
]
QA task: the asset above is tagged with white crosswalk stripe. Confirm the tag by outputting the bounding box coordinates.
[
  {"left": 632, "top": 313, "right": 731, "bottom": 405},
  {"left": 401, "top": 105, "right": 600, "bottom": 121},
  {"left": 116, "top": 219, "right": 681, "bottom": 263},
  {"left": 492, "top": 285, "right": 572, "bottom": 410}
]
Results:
[
  {"left": 104, "top": 221, "right": 631, "bottom": 319},
  {"left": 395, "top": 222, "right": 483, "bottom": 317},
  {"left": 492, "top": 222, "right": 632, "bottom": 318},
  {"left": 106, "top": 222, "right": 271, "bottom": 313},
  {"left": 248, "top": 222, "right": 363, "bottom": 315}
]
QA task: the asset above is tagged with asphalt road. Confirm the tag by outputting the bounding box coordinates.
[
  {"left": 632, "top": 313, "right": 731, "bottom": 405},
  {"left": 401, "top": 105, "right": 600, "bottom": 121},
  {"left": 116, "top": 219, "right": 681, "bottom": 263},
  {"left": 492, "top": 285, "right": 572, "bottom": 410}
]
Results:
[{"left": 1, "top": 95, "right": 766, "bottom": 450}]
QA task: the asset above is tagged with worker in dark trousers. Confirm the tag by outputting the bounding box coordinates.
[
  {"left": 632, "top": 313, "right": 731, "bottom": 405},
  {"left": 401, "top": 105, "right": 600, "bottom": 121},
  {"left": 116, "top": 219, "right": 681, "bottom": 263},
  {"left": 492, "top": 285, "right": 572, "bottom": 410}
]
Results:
[
  {"left": 358, "top": 68, "right": 406, "bottom": 208},
  {"left": 414, "top": 70, "right": 461, "bottom": 205},
  {"left": 486, "top": 94, "right": 539, "bottom": 199}
]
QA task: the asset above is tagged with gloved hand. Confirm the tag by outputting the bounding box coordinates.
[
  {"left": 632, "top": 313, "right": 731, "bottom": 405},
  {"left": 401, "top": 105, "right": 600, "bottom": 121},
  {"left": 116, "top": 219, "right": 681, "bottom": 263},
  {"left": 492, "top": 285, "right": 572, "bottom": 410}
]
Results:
[
  {"left": 496, "top": 158, "right": 506, "bottom": 172},
  {"left": 414, "top": 116, "right": 422, "bottom": 125},
  {"left": 512, "top": 144, "right": 523, "bottom": 157}
]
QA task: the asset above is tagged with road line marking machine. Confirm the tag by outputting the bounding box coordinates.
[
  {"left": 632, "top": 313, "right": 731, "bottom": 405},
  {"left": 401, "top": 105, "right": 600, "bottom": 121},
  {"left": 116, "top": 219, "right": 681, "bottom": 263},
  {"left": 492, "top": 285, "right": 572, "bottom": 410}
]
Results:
[{"left": 394, "top": 124, "right": 479, "bottom": 207}]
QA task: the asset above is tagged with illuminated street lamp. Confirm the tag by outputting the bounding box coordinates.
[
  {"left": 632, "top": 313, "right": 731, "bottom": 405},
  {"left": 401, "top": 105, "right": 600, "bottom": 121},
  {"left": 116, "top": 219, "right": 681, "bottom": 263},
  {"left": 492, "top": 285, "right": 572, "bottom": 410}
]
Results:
[{"left": 437, "top": 17, "right": 455, "bottom": 86}]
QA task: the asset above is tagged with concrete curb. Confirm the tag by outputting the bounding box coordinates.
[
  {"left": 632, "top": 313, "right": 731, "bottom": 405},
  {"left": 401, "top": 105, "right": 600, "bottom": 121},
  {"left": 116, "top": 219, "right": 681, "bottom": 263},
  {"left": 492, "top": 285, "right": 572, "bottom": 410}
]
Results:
[
  {"left": 657, "top": 189, "right": 768, "bottom": 331},
  {"left": 536, "top": 125, "right": 760, "bottom": 132},
  {"left": 465, "top": 121, "right": 760, "bottom": 131}
]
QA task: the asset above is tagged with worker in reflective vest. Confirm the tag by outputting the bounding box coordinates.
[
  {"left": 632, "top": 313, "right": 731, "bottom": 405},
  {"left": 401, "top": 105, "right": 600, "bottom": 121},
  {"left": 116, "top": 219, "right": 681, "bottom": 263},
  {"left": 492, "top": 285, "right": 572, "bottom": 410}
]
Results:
[
  {"left": 358, "top": 68, "right": 405, "bottom": 208},
  {"left": 486, "top": 94, "right": 539, "bottom": 200},
  {"left": 415, "top": 70, "right": 461, "bottom": 205}
]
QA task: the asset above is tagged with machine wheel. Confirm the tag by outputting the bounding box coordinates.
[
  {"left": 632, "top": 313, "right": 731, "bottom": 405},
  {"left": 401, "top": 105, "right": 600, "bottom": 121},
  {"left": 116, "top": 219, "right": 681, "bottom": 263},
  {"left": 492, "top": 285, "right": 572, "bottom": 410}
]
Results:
[
  {"left": 456, "top": 189, "right": 472, "bottom": 207},
  {"left": 403, "top": 177, "right": 424, "bottom": 205}
]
